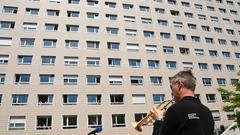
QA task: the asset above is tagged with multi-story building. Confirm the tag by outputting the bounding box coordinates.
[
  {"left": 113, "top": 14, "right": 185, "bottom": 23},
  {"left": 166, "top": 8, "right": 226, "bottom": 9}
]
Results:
[{"left": 0, "top": 0, "right": 240, "bottom": 134}]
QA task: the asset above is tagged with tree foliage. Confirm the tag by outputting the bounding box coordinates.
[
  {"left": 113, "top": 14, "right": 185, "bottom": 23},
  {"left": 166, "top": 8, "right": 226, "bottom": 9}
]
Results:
[{"left": 217, "top": 71, "right": 240, "bottom": 129}]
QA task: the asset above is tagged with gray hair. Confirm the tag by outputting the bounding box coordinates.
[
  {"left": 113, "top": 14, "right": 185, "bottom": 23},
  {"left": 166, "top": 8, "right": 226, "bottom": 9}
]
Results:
[{"left": 170, "top": 70, "right": 196, "bottom": 91}]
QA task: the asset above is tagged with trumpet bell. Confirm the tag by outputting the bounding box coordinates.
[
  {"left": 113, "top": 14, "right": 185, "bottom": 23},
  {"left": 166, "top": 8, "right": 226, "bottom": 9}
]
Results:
[{"left": 132, "top": 122, "right": 143, "bottom": 132}]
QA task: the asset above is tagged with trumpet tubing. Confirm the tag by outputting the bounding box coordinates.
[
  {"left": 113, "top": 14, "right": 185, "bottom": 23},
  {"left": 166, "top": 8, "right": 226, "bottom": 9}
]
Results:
[{"left": 132, "top": 99, "right": 174, "bottom": 132}]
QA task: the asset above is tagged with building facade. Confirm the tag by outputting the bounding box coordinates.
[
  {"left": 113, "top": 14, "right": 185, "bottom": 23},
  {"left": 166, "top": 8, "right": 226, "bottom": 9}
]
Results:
[{"left": 0, "top": 0, "right": 240, "bottom": 134}]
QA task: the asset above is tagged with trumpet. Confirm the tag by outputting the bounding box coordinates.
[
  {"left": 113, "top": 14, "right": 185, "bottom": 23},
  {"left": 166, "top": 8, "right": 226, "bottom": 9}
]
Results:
[{"left": 132, "top": 99, "right": 174, "bottom": 132}]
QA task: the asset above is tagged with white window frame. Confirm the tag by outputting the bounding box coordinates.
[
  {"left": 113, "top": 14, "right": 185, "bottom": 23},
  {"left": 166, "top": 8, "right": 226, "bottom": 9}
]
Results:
[
  {"left": 62, "top": 115, "right": 78, "bottom": 129},
  {"left": 63, "top": 75, "right": 78, "bottom": 85},
  {"left": 40, "top": 74, "right": 54, "bottom": 84},
  {"left": 17, "top": 55, "right": 32, "bottom": 65},
  {"left": 112, "top": 114, "right": 125, "bottom": 127},
  {"left": 0, "top": 74, "right": 5, "bottom": 84},
  {"left": 125, "top": 29, "right": 137, "bottom": 36},
  {"left": 64, "top": 57, "right": 79, "bottom": 66},
  {"left": 0, "top": 55, "right": 9, "bottom": 64},
  {"left": 130, "top": 76, "right": 143, "bottom": 85},
  {"left": 86, "top": 57, "right": 100, "bottom": 67},
  {"left": 88, "top": 115, "right": 102, "bottom": 128},
  {"left": 166, "top": 61, "right": 177, "bottom": 69},
  {"left": 108, "top": 58, "right": 121, "bottom": 67},
  {"left": 132, "top": 94, "right": 146, "bottom": 104},
  {"left": 109, "top": 76, "right": 123, "bottom": 85},
  {"left": 38, "top": 95, "right": 53, "bottom": 105},
  {"left": 145, "top": 45, "right": 157, "bottom": 53},
  {"left": 124, "top": 16, "right": 135, "bottom": 22},
  {"left": 65, "top": 40, "right": 79, "bottom": 48},
  {"left": 36, "top": 116, "right": 52, "bottom": 130},
  {"left": 202, "top": 78, "right": 212, "bottom": 86},
  {"left": 23, "top": 22, "right": 37, "bottom": 31},
  {"left": 87, "top": 94, "right": 101, "bottom": 105},
  {"left": 0, "top": 37, "right": 12, "bottom": 46},
  {"left": 12, "top": 95, "right": 28, "bottom": 105},
  {"left": 20, "top": 38, "right": 35, "bottom": 47},
  {"left": 9, "top": 116, "right": 26, "bottom": 130},
  {"left": 87, "top": 75, "right": 101, "bottom": 85},
  {"left": 127, "top": 43, "right": 139, "bottom": 52}
]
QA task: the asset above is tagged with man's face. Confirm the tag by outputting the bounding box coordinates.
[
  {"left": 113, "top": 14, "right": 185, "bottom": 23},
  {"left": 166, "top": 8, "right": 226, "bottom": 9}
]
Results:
[{"left": 170, "top": 81, "right": 182, "bottom": 102}]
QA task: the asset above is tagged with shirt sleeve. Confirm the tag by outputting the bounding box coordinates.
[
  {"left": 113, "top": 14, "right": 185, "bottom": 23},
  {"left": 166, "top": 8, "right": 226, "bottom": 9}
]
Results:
[{"left": 153, "top": 107, "right": 179, "bottom": 135}]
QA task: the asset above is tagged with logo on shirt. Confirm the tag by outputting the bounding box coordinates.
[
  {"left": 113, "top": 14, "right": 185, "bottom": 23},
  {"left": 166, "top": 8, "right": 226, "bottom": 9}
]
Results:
[{"left": 188, "top": 113, "right": 199, "bottom": 119}]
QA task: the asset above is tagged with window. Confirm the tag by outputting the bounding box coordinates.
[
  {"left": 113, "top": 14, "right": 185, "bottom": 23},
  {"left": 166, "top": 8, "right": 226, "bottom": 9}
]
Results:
[
  {"left": 205, "top": 37, "right": 214, "bottom": 44},
  {"left": 222, "top": 18, "right": 230, "bottom": 24},
  {"left": 45, "top": 24, "right": 58, "bottom": 31},
  {"left": 87, "top": 12, "right": 99, "bottom": 19},
  {"left": 65, "top": 40, "right": 79, "bottom": 48},
  {"left": 0, "top": 21, "right": 15, "bottom": 29},
  {"left": 109, "top": 76, "right": 123, "bottom": 85},
  {"left": 37, "top": 116, "right": 52, "bottom": 130},
  {"left": 107, "top": 27, "right": 119, "bottom": 35},
  {"left": 226, "top": 65, "right": 235, "bottom": 72},
  {"left": 127, "top": 43, "right": 139, "bottom": 52},
  {"left": 68, "top": 0, "right": 80, "bottom": 4},
  {"left": 0, "top": 37, "right": 12, "bottom": 46},
  {"left": 184, "top": 12, "right": 193, "bottom": 18},
  {"left": 124, "top": 16, "right": 135, "bottom": 22},
  {"left": 155, "top": 8, "right": 165, "bottom": 14},
  {"left": 87, "top": 75, "right": 101, "bottom": 85},
  {"left": 168, "top": 0, "right": 176, "bottom": 5},
  {"left": 226, "top": 111, "right": 235, "bottom": 120},
  {"left": 222, "top": 52, "right": 230, "bottom": 58},
  {"left": 43, "top": 39, "right": 57, "bottom": 48},
  {"left": 234, "top": 20, "right": 240, "bottom": 25},
  {"left": 107, "top": 42, "right": 119, "bottom": 50},
  {"left": 179, "top": 48, "right": 189, "bottom": 55},
  {"left": 235, "top": 53, "right": 240, "bottom": 59},
  {"left": 23, "top": 22, "right": 37, "bottom": 31},
  {"left": 38, "top": 95, "right": 53, "bottom": 105},
  {"left": 214, "top": 27, "right": 222, "bottom": 33},
  {"left": 86, "top": 57, "right": 100, "bottom": 67},
  {"left": 86, "top": 41, "right": 99, "bottom": 49},
  {"left": 128, "top": 59, "right": 141, "bottom": 68},
  {"left": 173, "top": 22, "right": 183, "bottom": 28},
  {"left": 108, "top": 58, "right": 121, "bottom": 67},
  {"left": 88, "top": 115, "right": 102, "bottom": 128},
  {"left": 209, "top": 50, "right": 218, "bottom": 57},
  {"left": 139, "top": 6, "right": 150, "bottom": 12},
  {"left": 3, "top": 6, "right": 18, "bottom": 14},
  {"left": 145, "top": 45, "right": 157, "bottom": 53},
  {"left": 0, "top": 74, "right": 5, "bottom": 84},
  {"left": 15, "top": 74, "right": 30, "bottom": 84},
  {"left": 176, "top": 34, "right": 186, "bottom": 41},
  {"left": 17, "top": 55, "right": 32, "bottom": 65},
  {"left": 66, "top": 25, "right": 79, "bottom": 32},
  {"left": 218, "top": 39, "right": 227, "bottom": 46},
  {"left": 166, "top": 61, "right": 177, "bottom": 69},
  {"left": 158, "top": 20, "right": 168, "bottom": 26},
  {"left": 153, "top": 94, "right": 165, "bottom": 104},
  {"left": 25, "top": 8, "right": 39, "bottom": 15},
  {"left": 125, "top": 29, "right": 137, "bottom": 36},
  {"left": 47, "top": 9, "right": 60, "bottom": 16},
  {"left": 219, "top": 8, "right": 226, "bottom": 13},
  {"left": 150, "top": 76, "right": 162, "bottom": 86},
  {"left": 217, "top": 78, "right": 226, "bottom": 86},
  {"left": 198, "top": 63, "right": 208, "bottom": 71},
  {"left": 64, "top": 56, "right": 79, "bottom": 66},
  {"left": 20, "top": 38, "right": 35, "bottom": 47},
  {"left": 67, "top": 11, "right": 79, "bottom": 18},
  {"left": 87, "top": 94, "right": 101, "bottom": 105},
  {"left": 9, "top": 116, "right": 26, "bottom": 130},
  {"left": 207, "top": 6, "right": 215, "bottom": 11},
  {"left": 170, "top": 10, "right": 179, "bottom": 16},
  {"left": 230, "top": 10, "right": 238, "bottom": 15},
  {"left": 48, "top": 0, "right": 61, "bottom": 3},
  {"left": 226, "top": 29, "right": 234, "bottom": 35},
  {"left": 62, "top": 115, "right": 77, "bottom": 129},
  {"left": 134, "top": 113, "right": 147, "bottom": 123},
  {"left": 188, "top": 24, "right": 197, "bottom": 30},
  {"left": 231, "top": 79, "right": 239, "bottom": 85},
  {"left": 40, "top": 74, "right": 54, "bottom": 84},
  {"left": 41, "top": 56, "right": 55, "bottom": 65},
  {"left": 231, "top": 41, "right": 239, "bottom": 47},
  {"left": 227, "top": 0, "right": 234, "bottom": 5},
  {"left": 63, "top": 75, "right": 78, "bottom": 85},
  {"left": 0, "top": 55, "right": 9, "bottom": 64},
  {"left": 154, "top": 0, "right": 162, "bottom": 3},
  {"left": 194, "top": 4, "right": 203, "bottom": 9},
  {"left": 221, "top": 94, "right": 229, "bottom": 102},
  {"left": 122, "top": 3, "right": 133, "bottom": 10},
  {"left": 130, "top": 76, "right": 143, "bottom": 85},
  {"left": 202, "top": 78, "right": 212, "bottom": 86},
  {"left": 213, "top": 64, "right": 222, "bottom": 71},
  {"left": 210, "top": 16, "right": 218, "bottom": 22},
  {"left": 182, "top": 62, "right": 193, "bottom": 70},
  {"left": 163, "top": 46, "right": 174, "bottom": 54},
  {"left": 182, "top": 2, "right": 190, "bottom": 7},
  {"left": 110, "top": 94, "right": 124, "bottom": 105},
  {"left": 63, "top": 95, "right": 78, "bottom": 105},
  {"left": 106, "top": 14, "right": 117, "bottom": 21},
  {"left": 143, "top": 31, "right": 154, "bottom": 38},
  {"left": 112, "top": 114, "right": 125, "bottom": 127},
  {"left": 206, "top": 94, "right": 216, "bottom": 102},
  {"left": 211, "top": 110, "right": 220, "bottom": 121},
  {"left": 141, "top": 18, "right": 152, "bottom": 24},
  {"left": 198, "top": 14, "right": 206, "bottom": 20},
  {"left": 132, "top": 94, "right": 146, "bottom": 104},
  {"left": 105, "top": 2, "right": 116, "bottom": 8},
  {"left": 87, "top": 0, "right": 99, "bottom": 7},
  {"left": 160, "top": 32, "right": 170, "bottom": 39},
  {"left": 0, "top": 94, "right": 2, "bottom": 104},
  {"left": 12, "top": 95, "right": 28, "bottom": 105},
  {"left": 201, "top": 26, "right": 210, "bottom": 32},
  {"left": 148, "top": 60, "right": 159, "bottom": 69}
]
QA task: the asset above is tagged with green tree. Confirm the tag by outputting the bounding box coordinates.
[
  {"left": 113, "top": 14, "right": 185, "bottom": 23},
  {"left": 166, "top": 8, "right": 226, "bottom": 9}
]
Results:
[{"left": 217, "top": 71, "right": 240, "bottom": 129}]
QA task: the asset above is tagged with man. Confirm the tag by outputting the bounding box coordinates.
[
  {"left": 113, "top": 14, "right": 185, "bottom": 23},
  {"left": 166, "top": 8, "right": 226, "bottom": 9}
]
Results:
[{"left": 151, "top": 70, "right": 214, "bottom": 135}]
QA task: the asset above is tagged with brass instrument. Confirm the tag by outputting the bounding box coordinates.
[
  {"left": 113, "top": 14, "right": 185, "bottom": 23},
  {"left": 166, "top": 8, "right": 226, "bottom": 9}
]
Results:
[{"left": 132, "top": 99, "right": 174, "bottom": 132}]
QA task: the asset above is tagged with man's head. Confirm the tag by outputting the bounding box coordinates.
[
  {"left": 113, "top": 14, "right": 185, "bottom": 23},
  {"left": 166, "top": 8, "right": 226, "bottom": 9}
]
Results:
[{"left": 170, "top": 70, "right": 196, "bottom": 102}]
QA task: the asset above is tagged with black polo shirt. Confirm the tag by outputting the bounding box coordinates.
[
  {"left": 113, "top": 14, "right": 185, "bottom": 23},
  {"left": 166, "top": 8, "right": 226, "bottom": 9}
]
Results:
[{"left": 153, "top": 96, "right": 214, "bottom": 135}]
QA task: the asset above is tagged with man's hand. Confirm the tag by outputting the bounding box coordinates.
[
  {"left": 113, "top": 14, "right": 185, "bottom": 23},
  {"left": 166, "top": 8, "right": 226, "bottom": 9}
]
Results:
[{"left": 150, "top": 107, "right": 166, "bottom": 120}]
